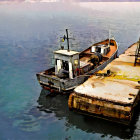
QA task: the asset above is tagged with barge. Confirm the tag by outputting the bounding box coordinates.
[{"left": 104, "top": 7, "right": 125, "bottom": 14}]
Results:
[
  {"left": 68, "top": 40, "right": 140, "bottom": 125},
  {"left": 36, "top": 29, "right": 118, "bottom": 93}
]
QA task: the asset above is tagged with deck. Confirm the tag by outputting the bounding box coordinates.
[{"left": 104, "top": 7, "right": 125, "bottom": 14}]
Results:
[{"left": 68, "top": 43, "right": 140, "bottom": 125}]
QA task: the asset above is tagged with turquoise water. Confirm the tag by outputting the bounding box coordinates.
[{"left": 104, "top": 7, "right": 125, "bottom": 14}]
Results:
[{"left": 0, "top": 2, "right": 140, "bottom": 140}]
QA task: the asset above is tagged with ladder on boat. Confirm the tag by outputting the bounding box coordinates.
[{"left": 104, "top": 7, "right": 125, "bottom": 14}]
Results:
[{"left": 134, "top": 39, "right": 140, "bottom": 66}]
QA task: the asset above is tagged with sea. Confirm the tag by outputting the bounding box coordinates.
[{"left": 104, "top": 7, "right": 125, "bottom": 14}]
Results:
[{"left": 0, "top": 2, "right": 140, "bottom": 140}]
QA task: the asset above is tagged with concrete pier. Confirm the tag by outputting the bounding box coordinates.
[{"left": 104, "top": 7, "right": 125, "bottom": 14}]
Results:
[{"left": 68, "top": 43, "right": 140, "bottom": 125}]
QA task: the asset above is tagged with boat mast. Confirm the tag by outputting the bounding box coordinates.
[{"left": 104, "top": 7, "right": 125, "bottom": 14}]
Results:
[
  {"left": 61, "top": 29, "right": 73, "bottom": 51},
  {"left": 66, "top": 29, "right": 70, "bottom": 52}
]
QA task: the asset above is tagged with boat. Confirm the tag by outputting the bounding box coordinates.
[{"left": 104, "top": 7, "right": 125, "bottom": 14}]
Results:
[{"left": 36, "top": 29, "right": 118, "bottom": 93}]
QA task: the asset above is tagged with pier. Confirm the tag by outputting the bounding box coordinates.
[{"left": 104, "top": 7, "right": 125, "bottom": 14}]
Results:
[{"left": 68, "top": 42, "right": 140, "bottom": 125}]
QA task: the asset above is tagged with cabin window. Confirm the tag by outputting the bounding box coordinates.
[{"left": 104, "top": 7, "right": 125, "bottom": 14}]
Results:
[
  {"left": 55, "top": 59, "right": 57, "bottom": 65},
  {"left": 62, "top": 60, "right": 69, "bottom": 71}
]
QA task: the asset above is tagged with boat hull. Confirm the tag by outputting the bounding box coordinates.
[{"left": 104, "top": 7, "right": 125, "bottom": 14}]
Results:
[
  {"left": 37, "top": 48, "right": 118, "bottom": 93},
  {"left": 36, "top": 39, "right": 118, "bottom": 93}
]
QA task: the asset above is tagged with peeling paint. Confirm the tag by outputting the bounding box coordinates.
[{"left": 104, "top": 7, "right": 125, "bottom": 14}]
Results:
[{"left": 68, "top": 43, "right": 140, "bottom": 125}]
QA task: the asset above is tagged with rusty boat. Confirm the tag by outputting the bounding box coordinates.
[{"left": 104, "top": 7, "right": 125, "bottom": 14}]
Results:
[{"left": 36, "top": 29, "right": 118, "bottom": 93}]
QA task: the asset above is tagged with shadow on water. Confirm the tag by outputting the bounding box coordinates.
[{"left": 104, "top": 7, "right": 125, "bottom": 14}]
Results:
[{"left": 36, "top": 89, "right": 140, "bottom": 139}]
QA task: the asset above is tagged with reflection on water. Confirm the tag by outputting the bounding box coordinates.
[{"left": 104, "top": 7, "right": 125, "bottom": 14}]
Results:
[
  {"left": 36, "top": 89, "right": 140, "bottom": 139},
  {"left": 13, "top": 114, "right": 41, "bottom": 132},
  {"left": 0, "top": 2, "right": 140, "bottom": 139}
]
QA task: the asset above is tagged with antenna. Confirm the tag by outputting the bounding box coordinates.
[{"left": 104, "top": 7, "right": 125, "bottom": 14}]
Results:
[
  {"left": 60, "top": 29, "right": 74, "bottom": 51},
  {"left": 109, "top": 29, "right": 111, "bottom": 46},
  {"left": 134, "top": 38, "right": 140, "bottom": 66}
]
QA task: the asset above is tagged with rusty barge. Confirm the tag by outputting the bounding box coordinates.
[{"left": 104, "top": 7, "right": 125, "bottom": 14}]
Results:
[
  {"left": 36, "top": 29, "right": 118, "bottom": 93},
  {"left": 68, "top": 40, "right": 140, "bottom": 125}
]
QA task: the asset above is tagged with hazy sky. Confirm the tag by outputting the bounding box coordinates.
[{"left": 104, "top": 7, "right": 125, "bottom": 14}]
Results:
[
  {"left": 70, "top": 0, "right": 140, "bottom": 1},
  {"left": 0, "top": 0, "right": 140, "bottom": 2}
]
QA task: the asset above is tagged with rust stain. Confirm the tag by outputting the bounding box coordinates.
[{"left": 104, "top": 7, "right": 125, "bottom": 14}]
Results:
[
  {"left": 91, "top": 83, "right": 95, "bottom": 88},
  {"left": 68, "top": 43, "right": 140, "bottom": 125}
]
